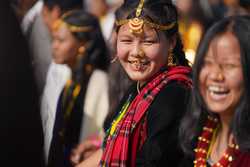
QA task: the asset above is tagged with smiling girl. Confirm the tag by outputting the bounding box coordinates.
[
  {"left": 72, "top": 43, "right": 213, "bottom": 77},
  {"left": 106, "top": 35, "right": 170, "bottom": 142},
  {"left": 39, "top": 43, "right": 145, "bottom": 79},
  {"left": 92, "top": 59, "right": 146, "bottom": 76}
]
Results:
[
  {"left": 98, "top": 0, "right": 192, "bottom": 166},
  {"left": 76, "top": 0, "right": 192, "bottom": 166}
]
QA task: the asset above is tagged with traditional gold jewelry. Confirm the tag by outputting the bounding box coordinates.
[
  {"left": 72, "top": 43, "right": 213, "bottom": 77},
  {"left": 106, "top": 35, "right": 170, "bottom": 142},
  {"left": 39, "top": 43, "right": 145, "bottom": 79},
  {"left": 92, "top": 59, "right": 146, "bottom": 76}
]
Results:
[
  {"left": 53, "top": 19, "right": 93, "bottom": 33},
  {"left": 116, "top": 19, "right": 176, "bottom": 35},
  {"left": 76, "top": 46, "right": 85, "bottom": 61},
  {"left": 167, "top": 49, "right": 176, "bottom": 66},
  {"left": 128, "top": 18, "right": 144, "bottom": 34},
  {"left": 208, "top": 115, "right": 218, "bottom": 122},
  {"left": 138, "top": 49, "right": 145, "bottom": 58},
  {"left": 194, "top": 115, "right": 239, "bottom": 167},
  {"left": 110, "top": 56, "right": 118, "bottom": 63},
  {"left": 115, "top": 0, "right": 175, "bottom": 35},
  {"left": 129, "top": 0, "right": 144, "bottom": 34},
  {"left": 135, "top": 0, "right": 144, "bottom": 17},
  {"left": 78, "top": 46, "right": 85, "bottom": 55},
  {"left": 203, "top": 127, "right": 213, "bottom": 133},
  {"left": 217, "top": 73, "right": 224, "bottom": 81}
]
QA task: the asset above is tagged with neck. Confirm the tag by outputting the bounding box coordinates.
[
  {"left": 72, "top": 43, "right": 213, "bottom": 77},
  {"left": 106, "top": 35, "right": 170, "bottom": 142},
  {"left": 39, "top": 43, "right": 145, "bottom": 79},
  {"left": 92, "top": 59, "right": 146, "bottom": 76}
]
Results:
[
  {"left": 210, "top": 114, "right": 233, "bottom": 162},
  {"left": 215, "top": 125, "right": 230, "bottom": 154},
  {"left": 218, "top": 113, "right": 233, "bottom": 140},
  {"left": 68, "top": 58, "right": 78, "bottom": 70}
]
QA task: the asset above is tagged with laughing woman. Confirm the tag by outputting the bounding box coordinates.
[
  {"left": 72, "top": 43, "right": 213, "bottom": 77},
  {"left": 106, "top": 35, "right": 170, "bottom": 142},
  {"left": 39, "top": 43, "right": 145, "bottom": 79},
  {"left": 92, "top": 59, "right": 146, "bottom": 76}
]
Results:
[{"left": 180, "top": 16, "right": 250, "bottom": 167}]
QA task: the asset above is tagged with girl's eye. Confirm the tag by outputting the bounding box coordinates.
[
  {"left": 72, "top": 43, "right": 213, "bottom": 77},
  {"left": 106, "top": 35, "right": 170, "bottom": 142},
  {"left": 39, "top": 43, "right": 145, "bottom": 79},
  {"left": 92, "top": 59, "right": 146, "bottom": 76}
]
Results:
[
  {"left": 54, "top": 37, "right": 64, "bottom": 43},
  {"left": 143, "top": 40, "right": 154, "bottom": 44},
  {"left": 120, "top": 39, "right": 132, "bottom": 43},
  {"left": 143, "top": 39, "right": 157, "bottom": 45},
  {"left": 58, "top": 39, "right": 64, "bottom": 42}
]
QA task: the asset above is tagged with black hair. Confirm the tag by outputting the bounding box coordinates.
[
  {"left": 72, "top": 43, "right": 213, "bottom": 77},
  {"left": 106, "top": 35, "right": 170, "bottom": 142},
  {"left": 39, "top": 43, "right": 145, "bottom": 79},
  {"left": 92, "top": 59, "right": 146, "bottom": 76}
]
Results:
[
  {"left": 240, "top": 0, "right": 250, "bottom": 6},
  {"left": 103, "top": 61, "right": 132, "bottom": 130},
  {"left": 43, "top": 0, "right": 83, "bottom": 13},
  {"left": 62, "top": 10, "right": 110, "bottom": 84},
  {"left": 115, "top": 0, "right": 189, "bottom": 66},
  {"left": 179, "top": 15, "right": 250, "bottom": 157}
]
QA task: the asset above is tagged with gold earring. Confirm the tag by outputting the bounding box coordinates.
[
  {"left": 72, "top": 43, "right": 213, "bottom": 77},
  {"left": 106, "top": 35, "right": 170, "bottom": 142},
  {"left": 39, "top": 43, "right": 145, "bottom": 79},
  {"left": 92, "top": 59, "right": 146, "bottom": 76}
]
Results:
[
  {"left": 78, "top": 46, "right": 85, "bottom": 55},
  {"left": 217, "top": 73, "right": 224, "bottom": 81},
  {"left": 110, "top": 56, "right": 118, "bottom": 63},
  {"left": 167, "top": 49, "right": 175, "bottom": 67},
  {"left": 77, "top": 46, "right": 85, "bottom": 61}
]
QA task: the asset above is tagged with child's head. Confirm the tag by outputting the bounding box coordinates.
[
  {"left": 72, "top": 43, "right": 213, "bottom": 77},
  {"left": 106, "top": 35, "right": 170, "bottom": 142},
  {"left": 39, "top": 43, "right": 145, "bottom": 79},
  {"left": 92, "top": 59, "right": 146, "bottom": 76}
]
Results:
[
  {"left": 113, "top": 0, "right": 188, "bottom": 82},
  {"left": 52, "top": 10, "right": 109, "bottom": 81}
]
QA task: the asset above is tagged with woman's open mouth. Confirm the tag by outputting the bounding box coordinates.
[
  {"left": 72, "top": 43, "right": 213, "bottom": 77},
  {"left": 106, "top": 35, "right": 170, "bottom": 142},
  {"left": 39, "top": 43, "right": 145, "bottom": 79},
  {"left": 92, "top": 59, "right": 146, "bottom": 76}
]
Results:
[
  {"left": 207, "top": 85, "right": 229, "bottom": 101},
  {"left": 128, "top": 59, "right": 150, "bottom": 71}
]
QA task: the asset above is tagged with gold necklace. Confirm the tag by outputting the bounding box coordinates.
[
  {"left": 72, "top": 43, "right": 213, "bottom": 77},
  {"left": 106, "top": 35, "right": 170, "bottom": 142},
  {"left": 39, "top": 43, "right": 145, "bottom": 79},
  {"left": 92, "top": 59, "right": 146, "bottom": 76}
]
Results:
[{"left": 194, "top": 116, "right": 240, "bottom": 167}]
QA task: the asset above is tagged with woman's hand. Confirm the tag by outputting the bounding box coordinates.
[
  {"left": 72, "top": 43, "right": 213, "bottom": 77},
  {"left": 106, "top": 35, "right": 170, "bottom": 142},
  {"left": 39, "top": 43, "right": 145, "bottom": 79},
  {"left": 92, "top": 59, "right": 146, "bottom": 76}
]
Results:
[
  {"left": 71, "top": 135, "right": 102, "bottom": 165},
  {"left": 75, "top": 149, "right": 103, "bottom": 167}
]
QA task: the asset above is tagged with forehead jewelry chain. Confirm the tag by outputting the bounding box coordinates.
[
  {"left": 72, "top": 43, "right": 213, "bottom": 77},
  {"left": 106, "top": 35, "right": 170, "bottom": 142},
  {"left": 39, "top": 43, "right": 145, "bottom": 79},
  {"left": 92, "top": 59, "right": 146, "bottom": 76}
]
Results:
[
  {"left": 128, "top": 0, "right": 145, "bottom": 35},
  {"left": 115, "top": 0, "right": 176, "bottom": 33}
]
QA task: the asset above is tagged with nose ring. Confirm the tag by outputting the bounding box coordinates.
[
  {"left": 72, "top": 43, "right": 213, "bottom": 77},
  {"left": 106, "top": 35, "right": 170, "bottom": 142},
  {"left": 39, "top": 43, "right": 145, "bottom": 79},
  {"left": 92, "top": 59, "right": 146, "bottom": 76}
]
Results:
[
  {"left": 138, "top": 49, "right": 145, "bottom": 58},
  {"left": 217, "top": 73, "right": 224, "bottom": 81}
]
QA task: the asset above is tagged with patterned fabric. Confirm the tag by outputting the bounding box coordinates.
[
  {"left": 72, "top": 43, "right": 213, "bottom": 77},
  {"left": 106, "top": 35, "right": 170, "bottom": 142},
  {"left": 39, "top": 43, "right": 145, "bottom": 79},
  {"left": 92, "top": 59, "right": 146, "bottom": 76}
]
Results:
[{"left": 100, "top": 66, "right": 192, "bottom": 167}]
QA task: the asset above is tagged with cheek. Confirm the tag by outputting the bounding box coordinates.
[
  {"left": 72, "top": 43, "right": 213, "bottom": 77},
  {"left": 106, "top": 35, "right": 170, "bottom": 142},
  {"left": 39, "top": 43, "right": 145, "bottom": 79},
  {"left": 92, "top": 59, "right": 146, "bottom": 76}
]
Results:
[
  {"left": 57, "top": 43, "right": 76, "bottom": 61},
  {"left": 62, "top": 42, "right": 75, "bottom": 54},
  {"left": 198, "top": 70, "right": 207, "bottom": 93},
  {"left": 116, "top": 43, "right": 128, "bottom": 59},
  {"left": 228, "top": 72, "right": 244, "bottom": 93},
  {"left": 144, "top": 45, "right": 167, "bottom": 61}
]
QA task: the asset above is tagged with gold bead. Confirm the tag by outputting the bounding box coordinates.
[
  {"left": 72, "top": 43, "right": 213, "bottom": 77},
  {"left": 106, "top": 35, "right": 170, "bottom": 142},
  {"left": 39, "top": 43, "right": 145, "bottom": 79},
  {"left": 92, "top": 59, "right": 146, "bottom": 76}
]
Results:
[
  {"left": 228, "top": 156, "right": 233, "bottom": 162},
  {"left": 203, "top": 127, "right": 213, "bottom": 132}
]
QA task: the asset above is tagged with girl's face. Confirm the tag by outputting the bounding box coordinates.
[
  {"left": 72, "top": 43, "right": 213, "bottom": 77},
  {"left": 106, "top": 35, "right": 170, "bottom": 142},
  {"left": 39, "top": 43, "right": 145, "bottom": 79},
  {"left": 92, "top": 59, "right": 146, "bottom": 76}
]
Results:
[
  {"left": 52, "top": 24, "right": 82, "bottom": 68},
  {"left": 199, "top": 32, "right": 244, "bottom": 117},
  {"left": 116, "top": 23, "right": 172, "bottom": 83}
]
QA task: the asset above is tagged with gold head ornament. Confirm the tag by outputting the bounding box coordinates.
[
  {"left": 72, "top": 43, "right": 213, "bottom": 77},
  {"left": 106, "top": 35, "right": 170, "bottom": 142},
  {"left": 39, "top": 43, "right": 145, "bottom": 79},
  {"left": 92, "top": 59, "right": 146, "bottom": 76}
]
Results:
[
  {"left": 53, "top": 19, "right": 93, "bottom": 33},
  {"left": 53, "top": 10, "right": 93, "bottom": 33},
  {"left": 115, "top": 0, "right": 176, "bottom": 35}
]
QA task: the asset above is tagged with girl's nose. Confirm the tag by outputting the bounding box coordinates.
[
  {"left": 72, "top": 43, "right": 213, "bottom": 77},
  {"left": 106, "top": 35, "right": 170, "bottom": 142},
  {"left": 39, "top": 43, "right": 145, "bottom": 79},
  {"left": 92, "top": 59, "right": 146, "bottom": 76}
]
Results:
[
  {"left": 131, "top": 43, "right": 145, "bottom": 58},
  {"left": 209, "top": 64, "right": 225, "bottom": 82}
]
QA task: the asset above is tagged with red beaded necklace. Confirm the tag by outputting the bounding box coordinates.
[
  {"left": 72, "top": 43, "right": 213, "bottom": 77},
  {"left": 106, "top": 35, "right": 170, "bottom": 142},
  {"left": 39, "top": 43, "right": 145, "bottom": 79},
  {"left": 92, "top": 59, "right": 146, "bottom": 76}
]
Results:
[{"left": 194, "top": 115, "right": 240, "bottom": 167}]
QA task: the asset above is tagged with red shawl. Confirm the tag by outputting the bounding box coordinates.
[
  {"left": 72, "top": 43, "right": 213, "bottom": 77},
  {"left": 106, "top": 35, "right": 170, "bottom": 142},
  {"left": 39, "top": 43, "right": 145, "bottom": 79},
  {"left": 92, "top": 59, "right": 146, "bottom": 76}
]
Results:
[{"left": 100, "top": 66, "right": 192, "bottom": 167}]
